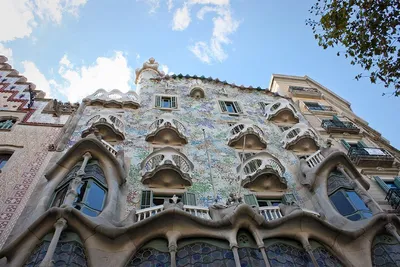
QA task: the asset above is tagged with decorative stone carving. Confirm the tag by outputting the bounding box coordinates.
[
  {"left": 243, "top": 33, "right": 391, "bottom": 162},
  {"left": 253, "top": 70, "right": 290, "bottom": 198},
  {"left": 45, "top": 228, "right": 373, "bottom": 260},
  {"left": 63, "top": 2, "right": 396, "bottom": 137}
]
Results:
[
  {"left": 135, "top": 57, "right": 163, "bottom": 83},
  {"left": 226, "top": 193, "right": 243, "bottom": 206},
  {"left": 163, "top": 195, "right": 184, "bottom": 210},
  {"left": 281, "top": 122, "right": 319, "bottom": 152}
]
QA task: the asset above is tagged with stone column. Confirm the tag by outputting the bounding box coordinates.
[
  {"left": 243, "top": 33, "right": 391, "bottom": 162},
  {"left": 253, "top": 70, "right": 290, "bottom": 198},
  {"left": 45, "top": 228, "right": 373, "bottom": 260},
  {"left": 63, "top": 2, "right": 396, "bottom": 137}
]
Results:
[
  {"left": 62, "top": 152, "right": 92, "bottom": 207},
  {"left": 337, "top": 165, "right": 382, "bottom": 213},
  {"left": 230, "top": 244, "right": 241, "bottom": 267},
  {"left": 303, "top": 242, "right": 318, "bottom": 267},
  {"left": 169, "top": 244, "right": 177, "bottom": 267},
  {"left": 385, "top": 223, "right": 400, "bottom": 244},
  {"left": 258, "top": 244, "right": 271, "bottom": 267},
  {"left": 39, "top": 218, "right": 67, "bottom": 267}
]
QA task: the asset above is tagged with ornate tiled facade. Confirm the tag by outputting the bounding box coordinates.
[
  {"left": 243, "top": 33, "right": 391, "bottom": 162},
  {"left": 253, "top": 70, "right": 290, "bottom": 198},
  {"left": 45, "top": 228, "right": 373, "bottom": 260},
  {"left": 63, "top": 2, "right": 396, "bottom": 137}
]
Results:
[{"left": 0, "top": 56, "right": 400, "bottom": 266}]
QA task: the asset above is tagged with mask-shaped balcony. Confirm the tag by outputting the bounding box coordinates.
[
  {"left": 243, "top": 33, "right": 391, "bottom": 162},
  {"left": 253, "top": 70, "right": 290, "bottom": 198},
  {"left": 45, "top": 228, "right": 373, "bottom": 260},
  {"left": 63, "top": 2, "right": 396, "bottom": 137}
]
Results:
[
  {"left": 140, "top": 147, "right": 194, "bottom": 189},
  {"left": 146, "top": 113, "right": 188, "bottom": 145},
  {"left": 227, "top": 120, "right": 267, "bottom": 149},
  {"left": 82, "top": 114, "right": 125, "bottom": 141},
  {"left": 264, "top": 99, "right": 299, "bottom": 123},
  {"left": 238, "top": 152, "right": 287, "bottom": 192},
  {"left": 282, "top": 123, "right": 319, "bottom": 153}
]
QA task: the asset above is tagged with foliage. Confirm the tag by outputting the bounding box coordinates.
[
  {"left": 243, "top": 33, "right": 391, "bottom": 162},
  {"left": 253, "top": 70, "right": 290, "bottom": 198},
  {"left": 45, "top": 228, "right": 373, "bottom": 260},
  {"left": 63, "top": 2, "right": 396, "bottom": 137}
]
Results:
[{"left": 306, "top": 0, "right": 400, "bottom": 96}]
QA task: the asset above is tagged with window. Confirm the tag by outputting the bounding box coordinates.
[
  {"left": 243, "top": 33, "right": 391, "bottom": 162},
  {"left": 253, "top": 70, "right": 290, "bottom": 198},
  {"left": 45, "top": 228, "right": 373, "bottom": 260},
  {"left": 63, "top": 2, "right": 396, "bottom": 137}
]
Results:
[
  {"left": 258, "top": 102, "right": 272, "bottom": 113},
  {"left": 140, "top": 191, "right": 196, "bottom": 209},
  {"left": 341, "top": 140, "right": 367, "bottom": 150},
  {"left": 279, "top": 126, "right": 291, "bottom": 132},
  {"left": 327, "top": 170, "right": 372, "bottom": 221},
  {"left": 155, "top": 95, "right": 178, "bottom": 109},
  {"left": 219, "top": 100, "right": 242, "bottom": 114},
  {"left": 304, "top": 102, "right": 334, "bottom": 112},
  {"left": 238, "top": 152, "right": 256, "bottom": 161},
  {"left": 243, "top": 194, "right": 281, "bottom": 207},
  {"left": 0, "top": 153, "right": 12, "bottom": 170},
  {"left": 51, "top": 162, "right": 107, "bottom": 217},
  {"left": 0, "top": 118, "right": 16, "bottom": 130}
]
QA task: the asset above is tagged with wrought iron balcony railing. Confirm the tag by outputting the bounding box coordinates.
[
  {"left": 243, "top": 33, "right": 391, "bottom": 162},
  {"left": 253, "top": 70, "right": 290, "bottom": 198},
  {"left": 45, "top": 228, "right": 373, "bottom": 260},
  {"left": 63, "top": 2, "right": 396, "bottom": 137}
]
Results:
[
  {"left": 289, "top": 86, "right": 322, "bottom": 98},
  {"left": 321, "top": 119, "right": 360, "bottom": 134},
  {"left": 385, "top": 189, "right": 400, "bottom": 211},
  {"left": 348, "top": 147, "right": 394, "bottom": 167},
  {"left": 307, "top": 105, "right": 334, "bottom": 112}
]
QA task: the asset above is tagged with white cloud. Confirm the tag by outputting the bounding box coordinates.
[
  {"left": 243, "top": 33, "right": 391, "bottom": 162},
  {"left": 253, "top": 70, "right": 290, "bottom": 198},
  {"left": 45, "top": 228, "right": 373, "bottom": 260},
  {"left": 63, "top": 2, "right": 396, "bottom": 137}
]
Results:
[
  {"left": 138, "top": 0, "right": 160, "bottom": 14},
  {"left": 189, "top": 0, "right": 229, "bottom": 5},
  {"left": 172, "top": 4, "right": 191, "bottom": 31},
  {"left": 21, "top": 61, "right": 55, "bottom": 97},
  {"left": 161, "top": 64, "right": 173, "bottom": 75},
  {"left": 0, "top": 44, "right": 13, "bottom": 64},
  {"left": 167, "top": 0, "right": 173, "bottom": 11},
  {"left": 58, "top": 51, "right": 133, "bottom": 102},
  {"left": 190, "top": 6, "right": 239, "bottom": 63},
  {"left": 0, "top": 0, "right": 87, "bottom": 42}
]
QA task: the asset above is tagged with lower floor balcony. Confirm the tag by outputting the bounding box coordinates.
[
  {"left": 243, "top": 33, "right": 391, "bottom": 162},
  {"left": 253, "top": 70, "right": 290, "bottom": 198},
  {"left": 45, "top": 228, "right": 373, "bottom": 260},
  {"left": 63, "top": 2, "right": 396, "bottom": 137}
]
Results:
[
  {"left": 348, "top": 147, "right": 394, "bottom": 168},
  {"left": 385, "top": 189, "right": 400, "bottom": 211}
]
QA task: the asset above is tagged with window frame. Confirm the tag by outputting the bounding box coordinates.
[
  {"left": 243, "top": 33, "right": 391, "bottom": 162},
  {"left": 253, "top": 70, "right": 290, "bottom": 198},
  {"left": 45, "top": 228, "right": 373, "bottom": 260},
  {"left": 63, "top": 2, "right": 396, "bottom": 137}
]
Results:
[
  {"left": 218, "top": 100, "right": 243, "bottom": 115},
  {"left": 0, "top": 117, "right": 17, "bottom": 131},
  {"left": 154, "top": 94, "right": 178, "bottom": 110},
  {"left": 0, "top": 152, "right": 13, "bottom": 171}
]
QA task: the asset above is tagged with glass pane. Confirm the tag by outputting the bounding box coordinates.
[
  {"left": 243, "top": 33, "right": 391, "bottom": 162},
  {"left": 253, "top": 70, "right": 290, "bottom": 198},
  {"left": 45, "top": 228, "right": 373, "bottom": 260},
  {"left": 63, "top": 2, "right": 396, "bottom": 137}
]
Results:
[
  {"left": 84, "top": 181, "right": 105, "bottom": 211},
  {"left": 271, "top": 201, "right": 281, "bottom": 206},
  {"left": 346, "top": 191, "right": 370, "bottom": 211},
  {"left": 386, "top": 182, "right": 398, "bottom": 189},
  {"left": 162, "top": 97, "right": 171, "bottom": 108},
  {"left": 75, "top": 181, "right": 87, "bottom": 204},
  {"left": 225, "top": 102, "right": 236, "bottom": 113},
  {"left": 362, "top": 211, "right": 373, "bottom": 218},
  {"left": 81, "top": 206, "right": 99, "bottom": 217},
  {"left": 347, "top": 213, "right": 362, "bottom": 221},
  {"left": 0, "top": 160, "right": 7, "bottom": 169},
  {"left": 329, "top": 190, "right": 356, "bottom": 216}
]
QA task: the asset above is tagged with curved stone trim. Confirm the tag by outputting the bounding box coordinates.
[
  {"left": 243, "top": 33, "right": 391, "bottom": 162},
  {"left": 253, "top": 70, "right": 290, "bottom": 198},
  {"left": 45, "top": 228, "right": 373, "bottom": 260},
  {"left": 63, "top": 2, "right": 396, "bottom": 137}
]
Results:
[
  {"left": 140, "top": 147, "right": 194, "bottom": 187},
  {"left": 1, "top": 205, "right": 398, "bottom": 267},
  {"left": 145, "top": 113, "right": 188, "bottom": 144},
  {"left": 281, "top": 122, "right": 319, "bottom": 150},
  {"left": 264, "top": 98, "right": 299, "bottom": 123},
  {"left": 227, "top": 119, "right": 267, "bottom": 149},
  {"left": 189, "top": 87, "right": 205, "bottom": 98},
  {"left": 83, "top": 89, "right": 140, "bottom": 108}
]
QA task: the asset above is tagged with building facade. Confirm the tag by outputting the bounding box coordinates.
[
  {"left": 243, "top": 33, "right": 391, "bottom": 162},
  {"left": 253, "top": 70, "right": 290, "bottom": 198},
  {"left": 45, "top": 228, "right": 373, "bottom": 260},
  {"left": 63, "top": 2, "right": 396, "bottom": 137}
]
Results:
[{"left": 0, "top": 57, "right": 399, "bottom": 266}]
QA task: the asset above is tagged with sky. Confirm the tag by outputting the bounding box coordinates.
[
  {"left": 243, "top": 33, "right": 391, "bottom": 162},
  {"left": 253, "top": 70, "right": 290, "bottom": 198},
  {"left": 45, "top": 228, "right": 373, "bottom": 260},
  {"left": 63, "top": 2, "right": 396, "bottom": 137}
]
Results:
[{"left": 0, "top": 0, "right": 399, "bottom": 148}]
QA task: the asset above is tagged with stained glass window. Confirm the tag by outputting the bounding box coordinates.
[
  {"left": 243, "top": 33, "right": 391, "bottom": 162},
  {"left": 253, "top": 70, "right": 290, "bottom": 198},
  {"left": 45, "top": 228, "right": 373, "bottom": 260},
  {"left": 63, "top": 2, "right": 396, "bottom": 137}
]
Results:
[
  {"left": 238, "top": 248, "right": 264, "bottom": 267},
  {"left": 176, "top": 242, "right": 235, "bottom": 267},
  {"left": 372, "top": 234, "right": 400, "bottom": 266},
  {"left": 127, "top": 247, "right": 171, "bottom": 267},
  {"left": 265, "top": 242, "right": 313, "bottom": 267},
  {"left": 312, "top": 246, "right": 343, "bottom": 267}
]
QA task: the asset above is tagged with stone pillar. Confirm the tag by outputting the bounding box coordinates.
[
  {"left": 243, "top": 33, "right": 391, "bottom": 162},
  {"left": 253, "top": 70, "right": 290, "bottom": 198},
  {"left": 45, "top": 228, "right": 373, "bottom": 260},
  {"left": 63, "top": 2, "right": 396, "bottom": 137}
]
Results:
[
  {"left": 385, "top": 223, "right": 400, "bottom": 244},
  {"left": 62, "top": 152, "right": 92, "bottom": 207},
  {"left": 169, "top": 244, "right": 177, "bottom": 267},
  {"left": 230, "top": 244, "right": 241, "bottom": 267},
  {"left": 258, "top": 245, "right": 271, "bottom": 267},
  {"left": 337, "top": 165, "right": 382, "bottom": 213},
  {"left": 303, "top": 242, "right": 318, "bottom": 267},
  {"left": 39, "top": 218, "right": 67, "bottom": 267}
]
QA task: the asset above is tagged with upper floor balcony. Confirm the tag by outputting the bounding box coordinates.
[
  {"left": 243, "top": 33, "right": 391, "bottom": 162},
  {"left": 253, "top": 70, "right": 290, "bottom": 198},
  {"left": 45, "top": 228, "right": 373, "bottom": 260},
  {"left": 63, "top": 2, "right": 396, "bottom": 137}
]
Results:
[
  {"left": 228, "top": 119, "right": 267, "bottom": 149},
  {"left": 281, "top": 123, "right": 319, "bottom": 153},
  {"left": 82, "top": 113, "right": 125, "bottom": 141},
  {"left": 264, "top": 99, "right": 299, "bottom": 123},
  {"left": 321, "top": 118, "right": 360, "bottom": 134},
  {"left": 238, "top": 152, "right": 287, "bottom": 192},
  {"left": 84, "top": 89, "right": 140, "bottom": 109},
  {"left": 348, "top": 147, "right": 395, "bottom": 168},
  {"left": 289, "top": 86, "right": 322, "bottom": 98},
  {"left": 140, "top": 147, "right": 194, "bottom": 188},
  {"left": 145, "top": 113, "right": 188, "bottom": 145}
]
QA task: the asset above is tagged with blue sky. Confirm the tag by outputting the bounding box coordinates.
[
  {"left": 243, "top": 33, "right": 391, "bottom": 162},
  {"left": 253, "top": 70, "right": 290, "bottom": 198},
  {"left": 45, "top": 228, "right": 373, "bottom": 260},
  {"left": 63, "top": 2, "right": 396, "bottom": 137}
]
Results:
[{"left": 1, "top": 0, "right": 399, "bottom": 148}]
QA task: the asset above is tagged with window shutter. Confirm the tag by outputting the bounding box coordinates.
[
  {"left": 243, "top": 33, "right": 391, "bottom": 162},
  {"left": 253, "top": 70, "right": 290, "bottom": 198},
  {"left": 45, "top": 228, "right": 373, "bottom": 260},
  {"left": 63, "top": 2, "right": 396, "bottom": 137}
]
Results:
[
  {"left": 341, "top": 139, "right": 351, "bottom": 150},
  {"left": 233, "top": 101, "right": 243, "bottom": 113},
  {"left": 259, "top": 102, "right": 266, "bottom": 113},
  {"left": 357, "top": 140, "right": 367, "bottom": 148},
  {"left": 140, "top": 190, "right": 153, "bottom": 209},
  {"left": 171, "top": 96, "right": 177, "bottom": 109},
  {"left": 155, "top": 96, "right": 161, "bottom": 108},
  {"left": 219, "top": 101, "right": 227, "bottom": 112},
  {"left": 182, "top": 192, "right": 196, "bottom": 205},
  {"left": 374, "top": 176, "right": 390, "bottom": 193},
  {"left": 332, "top": 115, "right": 341, "bottom": 122},
  {"left": 394, "top": 177, "right": 400, "bottom": 188},
  {"left": 243, "top": 194, "right": 259, "bottom": 207}
]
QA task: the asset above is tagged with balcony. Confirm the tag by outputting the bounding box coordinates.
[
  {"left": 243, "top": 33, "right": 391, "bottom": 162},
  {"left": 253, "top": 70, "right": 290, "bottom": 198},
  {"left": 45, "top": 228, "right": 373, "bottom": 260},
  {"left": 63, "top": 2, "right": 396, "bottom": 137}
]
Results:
[
  {"left": 289, "top": 86, "right": 322, "bottom": 98},
  {"left": 238, "top": 152, "right": 287, "bottom": 192},
  {"left": 321, "top": 119, "right": 360, "bottom": 134},
  {"left": 228, "top": 119, "right": 267, "bottom": 149},
  {"left": 146, "top": 113, "right": 188, "bottom": 145},
  {"left": 348, "top": 147, "right": 394, "bottom": 168},
  {"left": 84, "top": 89, "right": 140, "bottom": 109},
  {"left": 305, "top": 150, "right": 324, "bottom": 168},
  {"left": 385, "top": 189, "right": 400, "bottom": 211},
  {"left": 264, "top": 99, "right": 299, "bottom": 123},
  {"left": 281, "top": 123, "right": 319, "bottom": 153},
  {"left": 82, "top": 114, "right": 125, "bottom": 141},
  {"left": 140, "top": 147, "right": 194, "bottom": 188}
]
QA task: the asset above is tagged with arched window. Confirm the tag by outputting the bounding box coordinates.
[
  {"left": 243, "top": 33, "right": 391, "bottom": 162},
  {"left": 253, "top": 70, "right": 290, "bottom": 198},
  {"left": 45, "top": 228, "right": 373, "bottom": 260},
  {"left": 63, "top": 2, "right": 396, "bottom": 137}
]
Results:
[
  {"left": 327, "top": 169, "right": 372, "bottom": 221},
  {"left": 24, "top": 232, "right": 88, "bottom": 266},
  {"left": 264, "top": 239, "right": 313, "bottom": 266},
  {"left": 51, "top": 161, "right": 107, "bottom": 217},
  {"left": 237, "top": 229, "right": 264, "bottom": 266},
  {"left": 126, "top": 239, "right": 170, "bottom": 266},
  {"left": 0, "top": 118, "right": 16, "bottom": 130},
  {"left": 310, "top": 240, "right": 344, "bottom": 266},
  {"left": 372, "top": 234, "right": 400, "bottom": 266},
  {"left": 0, "top": 152, "right": 12, "bottom": 170},
  {"left": 176, "top": 238, "right": 235, "bottom": 266}
]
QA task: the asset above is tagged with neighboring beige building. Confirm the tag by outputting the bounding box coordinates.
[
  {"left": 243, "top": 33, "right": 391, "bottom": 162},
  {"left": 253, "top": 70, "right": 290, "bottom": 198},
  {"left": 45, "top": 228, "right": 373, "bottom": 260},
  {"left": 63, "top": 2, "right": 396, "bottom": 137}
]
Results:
[{"left": 0, "top": 57, "right": 399, "bottom": 266}]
